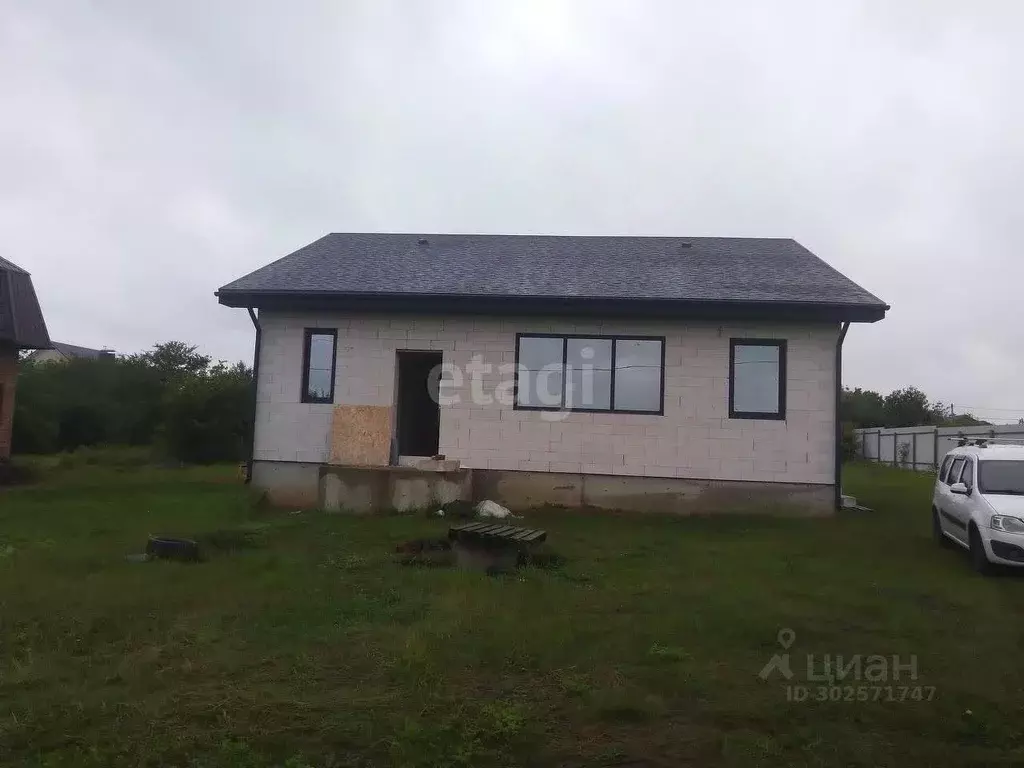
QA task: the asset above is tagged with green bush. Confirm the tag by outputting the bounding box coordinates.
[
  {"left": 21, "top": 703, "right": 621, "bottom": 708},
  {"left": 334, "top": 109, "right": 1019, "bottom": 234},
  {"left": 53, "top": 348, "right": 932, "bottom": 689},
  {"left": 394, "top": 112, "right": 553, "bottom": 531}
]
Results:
[
  {"left": 0, "top": 458, "right": 39, "bottom": 486},
  {"left": 158, "top": 362, "right": 252, "bottom": 464},
  {"left": 13, "top": 343, "right": 252, "bottom": 465},
  {"left": 841, "top": 422, "right": 858, "bottom": 460},
  {"left": 54, "top": 445, "right": 156, "bottom": 470}
]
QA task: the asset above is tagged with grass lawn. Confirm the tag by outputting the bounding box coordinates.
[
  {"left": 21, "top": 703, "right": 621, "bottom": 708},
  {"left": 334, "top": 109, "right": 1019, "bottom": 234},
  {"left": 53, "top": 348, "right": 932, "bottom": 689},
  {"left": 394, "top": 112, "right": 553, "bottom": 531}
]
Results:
[{"left": 2, "top": 462, "right": 1024, "bottom": 767}]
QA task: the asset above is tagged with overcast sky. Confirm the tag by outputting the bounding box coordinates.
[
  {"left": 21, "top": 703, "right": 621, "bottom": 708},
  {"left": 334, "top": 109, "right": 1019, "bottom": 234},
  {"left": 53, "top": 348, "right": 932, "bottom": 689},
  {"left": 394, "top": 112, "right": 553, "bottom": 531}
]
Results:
[{"left": 2, "top": 2, "right": 1022, "bottom": 420}]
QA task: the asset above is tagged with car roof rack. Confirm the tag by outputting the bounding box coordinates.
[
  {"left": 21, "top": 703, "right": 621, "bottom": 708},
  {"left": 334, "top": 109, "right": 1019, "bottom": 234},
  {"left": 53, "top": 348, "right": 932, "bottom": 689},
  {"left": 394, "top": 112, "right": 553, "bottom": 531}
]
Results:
[{"left": 954, "top": 436, "right": 1024, "bottom": 448}]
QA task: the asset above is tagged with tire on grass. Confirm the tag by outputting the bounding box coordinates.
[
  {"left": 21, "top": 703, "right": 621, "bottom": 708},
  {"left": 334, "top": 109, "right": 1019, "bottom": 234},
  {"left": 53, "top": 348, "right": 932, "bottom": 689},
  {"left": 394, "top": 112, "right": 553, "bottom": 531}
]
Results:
[
  {"left": 933, "top": 507, "right": 953, "bottom": 549},
  {"left": 969, "top": 525, "right": 994, "bottom": 576}
]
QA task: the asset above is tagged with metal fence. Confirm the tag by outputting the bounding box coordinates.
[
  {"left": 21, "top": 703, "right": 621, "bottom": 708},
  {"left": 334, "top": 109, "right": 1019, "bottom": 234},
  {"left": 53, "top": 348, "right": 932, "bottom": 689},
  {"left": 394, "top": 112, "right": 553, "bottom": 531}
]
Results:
[{"left": 854, "top": 425, "right": 1024, "bottom": 472}]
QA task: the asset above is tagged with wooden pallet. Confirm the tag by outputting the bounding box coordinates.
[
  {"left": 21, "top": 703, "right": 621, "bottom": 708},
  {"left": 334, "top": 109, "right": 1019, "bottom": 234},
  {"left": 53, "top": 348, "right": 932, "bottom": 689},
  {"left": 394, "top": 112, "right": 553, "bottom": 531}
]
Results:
[{"left": 448, "top": 521, "right": 547, "bottom": 548}]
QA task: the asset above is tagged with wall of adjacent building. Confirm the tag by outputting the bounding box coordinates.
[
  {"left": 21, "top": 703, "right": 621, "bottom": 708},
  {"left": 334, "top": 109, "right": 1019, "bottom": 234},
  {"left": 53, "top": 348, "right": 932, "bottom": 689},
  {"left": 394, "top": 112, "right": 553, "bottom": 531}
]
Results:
[
  {"left": 25, "top": 349, "right": 65, "bottom": 364},
  {"left": 252, "top": 312, "right": 839, "bottom": 487},
  {"left": 0, "top": 346, "right": 18, "bottom": 459}
]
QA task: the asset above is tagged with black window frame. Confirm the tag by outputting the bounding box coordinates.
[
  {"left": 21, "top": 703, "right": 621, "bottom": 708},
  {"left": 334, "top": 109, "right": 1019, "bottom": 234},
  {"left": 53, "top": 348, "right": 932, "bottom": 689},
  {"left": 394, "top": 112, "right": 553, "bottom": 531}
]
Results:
[
  {"left": 728, "top": 338, "right": 787, "bottom": 421},
  {"left": 946, "top": 457, "right": 965, "bottom": 487},
  {"left": 300, "top": 328, "right": 338, "bottom": 404},
  {"left": 513, "top": 332, "right": 666, "bottom": 415}
]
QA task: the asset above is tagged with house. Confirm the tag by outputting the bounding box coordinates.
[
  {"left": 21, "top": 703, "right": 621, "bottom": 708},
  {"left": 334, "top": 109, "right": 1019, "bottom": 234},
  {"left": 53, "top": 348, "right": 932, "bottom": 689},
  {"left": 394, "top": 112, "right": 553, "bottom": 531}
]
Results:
[
  {"left": 26, "top": 342, "right": 115, "bottom": 364},
  {"left": 217, "top": 234, "right": 888, "bottom": 514},
  {"left": 0, "top": 256, "right": 51, "bottom": 459}
]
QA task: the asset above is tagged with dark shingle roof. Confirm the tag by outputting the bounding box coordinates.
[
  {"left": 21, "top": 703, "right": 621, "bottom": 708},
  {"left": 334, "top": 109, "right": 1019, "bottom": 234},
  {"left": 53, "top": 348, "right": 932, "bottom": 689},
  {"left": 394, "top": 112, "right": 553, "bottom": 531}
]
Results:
[
  {"left": 0, "top": 255, "right": 28, "bottom": 274},
  {"left": 218, "top": 234, "right": 888, "bottom": 321},
  {"left": 0, "top": 256, "right": 51, "bottom": 349}
]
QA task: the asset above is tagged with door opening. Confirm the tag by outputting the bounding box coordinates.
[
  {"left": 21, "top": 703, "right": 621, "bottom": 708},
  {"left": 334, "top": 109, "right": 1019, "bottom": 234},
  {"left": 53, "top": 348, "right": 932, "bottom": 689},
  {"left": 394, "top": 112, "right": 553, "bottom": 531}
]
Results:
[{"left": 395, "top": 351, "right": 442, "bottom": 459}]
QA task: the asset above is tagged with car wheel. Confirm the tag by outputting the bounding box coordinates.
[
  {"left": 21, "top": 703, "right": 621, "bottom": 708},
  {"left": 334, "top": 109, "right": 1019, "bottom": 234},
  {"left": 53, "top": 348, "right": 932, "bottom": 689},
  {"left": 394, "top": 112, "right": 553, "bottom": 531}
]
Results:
[
  {"left": 969, "top": 525, "right": 994, "bottom": 576},
  {"left": 933, "top": 508, "right": 953, "bottom": 548}
]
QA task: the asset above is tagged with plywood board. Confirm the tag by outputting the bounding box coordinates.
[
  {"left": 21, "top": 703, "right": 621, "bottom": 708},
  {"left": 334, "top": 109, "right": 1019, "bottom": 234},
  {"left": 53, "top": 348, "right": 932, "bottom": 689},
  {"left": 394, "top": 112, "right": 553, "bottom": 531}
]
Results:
[{"left": 329, "top": 405, "right": 392, "bottom": 465}]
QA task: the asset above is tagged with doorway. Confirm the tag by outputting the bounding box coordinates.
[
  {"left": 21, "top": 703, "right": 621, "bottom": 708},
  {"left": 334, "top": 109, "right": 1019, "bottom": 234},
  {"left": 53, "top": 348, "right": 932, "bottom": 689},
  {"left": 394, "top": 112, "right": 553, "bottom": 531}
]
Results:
[{"left": 395, "top": 351, "right": 442, "bottom": 458}]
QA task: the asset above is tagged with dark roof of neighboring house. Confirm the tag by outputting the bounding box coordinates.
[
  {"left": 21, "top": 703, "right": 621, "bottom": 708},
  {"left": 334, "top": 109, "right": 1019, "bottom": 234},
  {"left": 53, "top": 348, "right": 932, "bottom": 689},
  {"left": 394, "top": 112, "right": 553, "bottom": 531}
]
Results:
[
  {"left": 217, "top": 234, "right": 889, "bottom": 322},
  {"left": 26, "top": 342, "right": 108, "bottom": 362},
  {"left": 0, "top": 256, "right": 51, "bottom": 349}
]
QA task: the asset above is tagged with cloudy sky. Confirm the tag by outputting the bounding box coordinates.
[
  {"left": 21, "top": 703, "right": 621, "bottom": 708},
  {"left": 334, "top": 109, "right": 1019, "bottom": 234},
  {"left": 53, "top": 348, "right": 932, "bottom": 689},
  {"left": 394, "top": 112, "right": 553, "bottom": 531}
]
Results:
[{"left": 2, "top": 1, "right": 1021, "bottom": 420}]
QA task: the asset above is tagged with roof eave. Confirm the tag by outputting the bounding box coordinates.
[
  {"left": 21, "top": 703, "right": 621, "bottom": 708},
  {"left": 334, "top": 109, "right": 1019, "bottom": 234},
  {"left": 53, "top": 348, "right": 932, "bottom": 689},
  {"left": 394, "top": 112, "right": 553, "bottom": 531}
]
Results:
[{"left": 216, "top": 290, "right": 888, "bottom": 323}]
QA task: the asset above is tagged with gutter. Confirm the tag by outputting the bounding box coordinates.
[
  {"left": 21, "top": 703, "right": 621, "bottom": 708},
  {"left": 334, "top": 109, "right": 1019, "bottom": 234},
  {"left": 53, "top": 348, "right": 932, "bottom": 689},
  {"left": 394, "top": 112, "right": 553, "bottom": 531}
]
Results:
[
  {"left": 835, "top": 321, "right": 851, "bottom": 510},
  {"left": 215, "top": 290, "right": 889, "bottom": 324},
  {"left": 246, "top": 307, "right": 261, "bottom": 484}
]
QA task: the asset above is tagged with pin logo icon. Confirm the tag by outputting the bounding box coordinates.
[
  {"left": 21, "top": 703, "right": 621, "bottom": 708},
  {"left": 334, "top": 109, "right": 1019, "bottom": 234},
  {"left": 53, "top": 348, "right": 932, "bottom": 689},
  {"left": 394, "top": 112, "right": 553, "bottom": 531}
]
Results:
[{"left": 759, "top": 628, "right": 796, "bottom": 680}]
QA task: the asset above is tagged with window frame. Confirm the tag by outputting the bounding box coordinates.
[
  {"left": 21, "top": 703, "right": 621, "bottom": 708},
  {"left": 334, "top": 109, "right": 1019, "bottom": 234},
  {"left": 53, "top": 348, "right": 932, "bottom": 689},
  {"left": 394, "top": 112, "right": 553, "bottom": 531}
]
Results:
[
  {"left": 728, "top": 338, "right": 787, "bottom": 421},
  {"left": 938, "top": 454, "right": 954, "bottom": 483},
  {"left": 946, "top": 457, "right": 965, "bottom": 487},
  {"left": 513, "top": 332, "right": 666, "bottom": 415},
  {"left": 300, "top": 328, "right": 338, "bottom": 404},
  {"left": 959, "top": 457, "right": 975, "bottom": 490}
]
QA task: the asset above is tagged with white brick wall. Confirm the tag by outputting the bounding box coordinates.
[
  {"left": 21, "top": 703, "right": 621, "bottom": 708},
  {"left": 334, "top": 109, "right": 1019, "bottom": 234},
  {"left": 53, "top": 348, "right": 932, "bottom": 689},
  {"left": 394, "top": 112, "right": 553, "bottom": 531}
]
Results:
[{"left": 254, "top": 312, "right": 838, "bottom": 485}]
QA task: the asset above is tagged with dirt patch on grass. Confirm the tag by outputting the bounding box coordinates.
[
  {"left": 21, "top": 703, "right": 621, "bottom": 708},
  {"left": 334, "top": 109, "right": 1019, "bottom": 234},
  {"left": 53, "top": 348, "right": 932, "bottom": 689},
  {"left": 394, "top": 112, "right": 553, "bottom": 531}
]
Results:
[{"left": 395, "top": 537, "right": 454, "bottom": 567}]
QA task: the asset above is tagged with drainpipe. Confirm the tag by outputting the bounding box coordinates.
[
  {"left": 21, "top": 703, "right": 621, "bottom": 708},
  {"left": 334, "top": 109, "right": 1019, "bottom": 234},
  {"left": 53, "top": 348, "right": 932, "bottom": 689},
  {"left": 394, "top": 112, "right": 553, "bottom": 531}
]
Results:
[
  {"left": 834, "top": 321, "right": 851, "bottom": 510},
  {"left": 246, "top": 307, "right": 262, "bottom": 484}
]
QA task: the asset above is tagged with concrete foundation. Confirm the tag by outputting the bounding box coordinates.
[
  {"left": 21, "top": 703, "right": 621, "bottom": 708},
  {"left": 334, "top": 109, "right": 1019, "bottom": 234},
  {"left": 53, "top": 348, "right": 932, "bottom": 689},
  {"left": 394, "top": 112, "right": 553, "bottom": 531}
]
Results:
[
  {"left": 471, "top": 470, "right": 834, "bottom": 516},
  {"left": 583, "top": 474, "right": 833, "bottom": 516},
  {"left": 318, "top": 464, "right": 472, "bottom": 514},
  {"left": 251, "top": 461, "right": 834, "bottom": 516},
  {"left": 251, "top": 460, "right": 322, "bottom": 507}
]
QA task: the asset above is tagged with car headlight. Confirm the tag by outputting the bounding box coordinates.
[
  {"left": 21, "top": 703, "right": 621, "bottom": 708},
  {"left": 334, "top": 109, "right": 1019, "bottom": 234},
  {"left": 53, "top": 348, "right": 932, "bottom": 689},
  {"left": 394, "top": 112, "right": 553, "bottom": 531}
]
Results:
[{"left": 991, "top": 515, "right": 1024, "bottom": 533}]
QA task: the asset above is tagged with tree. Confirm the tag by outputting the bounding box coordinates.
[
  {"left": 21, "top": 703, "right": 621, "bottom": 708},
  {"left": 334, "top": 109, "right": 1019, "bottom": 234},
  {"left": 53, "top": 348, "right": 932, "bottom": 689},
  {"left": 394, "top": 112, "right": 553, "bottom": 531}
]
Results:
[
  {"left": 840, "top": 385, "right": 990, "bottom": 433},
  {"left": 128, "top": 342, "right": 211, "bottom": 380},
  {"left": 841, "top": 387, "right": 886, "bottom": 428},
  {"left": 882, "top": 387, "right": 942, "bottom": 428},
  {"left": 158, "top": 361, "right": 252, "bottom": 464}
]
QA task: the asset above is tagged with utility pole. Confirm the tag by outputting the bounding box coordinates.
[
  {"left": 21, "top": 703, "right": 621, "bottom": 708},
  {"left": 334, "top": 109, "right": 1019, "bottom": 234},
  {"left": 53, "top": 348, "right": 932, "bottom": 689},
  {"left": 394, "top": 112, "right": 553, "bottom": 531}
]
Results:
[{"left": 950, "top": 403, "right": 954, "bottom": 418}]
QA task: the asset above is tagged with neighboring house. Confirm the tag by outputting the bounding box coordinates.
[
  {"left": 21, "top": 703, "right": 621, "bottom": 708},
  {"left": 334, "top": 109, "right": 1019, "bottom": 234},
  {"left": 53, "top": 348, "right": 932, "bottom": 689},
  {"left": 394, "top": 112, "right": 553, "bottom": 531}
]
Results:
[
  {"left": 217, "top": 234, "right": 888, "bottom": 514},
  {"left": 26, "top": 342, "right": 114, "bottom": 364},
  {"left": 0, "top": 256, "right": 51, "bottom": 459}
]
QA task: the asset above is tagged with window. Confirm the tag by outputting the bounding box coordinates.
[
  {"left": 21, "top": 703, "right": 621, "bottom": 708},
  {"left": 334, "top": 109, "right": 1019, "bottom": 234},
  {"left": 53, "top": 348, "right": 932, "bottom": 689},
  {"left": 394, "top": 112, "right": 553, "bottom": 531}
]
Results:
[
  {"left": 566, "top": 338, "right": 612, "bottom": 410},
  {"left": 729, "top": 339, "right": 786, "bottom": 420},
  {"left": 938, "top": 455, "right": 954, "bottom": 483},
  {"left": 301, "top": 329, "right": 337, "bottom": 404},
  {"left": 516, "top": 336, "right": 564, "bottom": 408},
  {"left": 959, "top": 458, "right": 974, "bottom": 490},
  {"left": 614, "top": 339, "right": 663, "bottom": 412},
  {"left": 946, "top": 457, "right": 965, "bottom": 487},
  {"left": 515, "top": 334, "right": 664, "bottom": 414},
  {"left": 978, "top": 461, "right": 1024, "bottom": 495}
]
